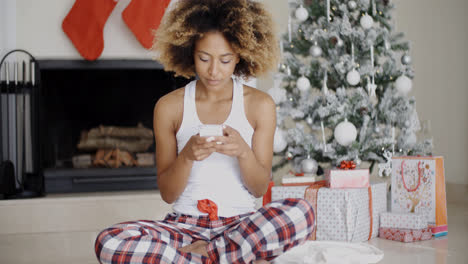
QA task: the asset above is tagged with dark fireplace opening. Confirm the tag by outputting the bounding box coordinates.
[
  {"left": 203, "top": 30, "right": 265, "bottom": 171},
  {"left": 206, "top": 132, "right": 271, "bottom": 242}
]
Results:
[{"left": 38, "top": 60, "right": 190, "bottom": 193}]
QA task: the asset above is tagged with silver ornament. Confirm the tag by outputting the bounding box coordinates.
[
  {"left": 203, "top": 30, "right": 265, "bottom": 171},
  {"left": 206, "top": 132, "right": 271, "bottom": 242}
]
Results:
[
  {"left": 306, "top": 116, "right": 313, "bottom": 125},
  {"left": 348, "top": 0, "right": 357, "bottom": 10},
  {"left": 301, "top": 158, "right": 318, "bottom": 174},
  {"left": 401, "top": 54, "right": 412, "bottom": 65}
]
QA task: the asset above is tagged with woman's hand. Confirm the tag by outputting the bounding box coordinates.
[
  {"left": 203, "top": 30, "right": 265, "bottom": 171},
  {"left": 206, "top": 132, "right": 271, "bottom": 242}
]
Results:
[
  {"left": 180, "top": 134, "right": 218, "bottom": 161},
  {"left": 212, "top": 125, "right": 250, "bottom": 159}
]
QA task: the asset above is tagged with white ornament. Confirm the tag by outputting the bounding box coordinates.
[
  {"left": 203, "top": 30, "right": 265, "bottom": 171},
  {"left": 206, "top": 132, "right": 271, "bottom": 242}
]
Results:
[
  {"left": 273, "top": 128, "right": 287, "bottom": 153},
  {"left": 336, "top": 38, "right": 344, "bottom": 47},
  {"left": 384, "top": 40, "right": 391, "bottom": 50},
  {"left": 297, "top": 76, "right": 311, "bottom": 92},
  {"left": 348, "top": 0, "right": 357, "bottom": 10},
  {"left": 401, "top": 131, "right": 417, "bottom": 147},
  {"left": 301, "top": 158, "right": 318, "bottom": 174},
  {"left": 295, "top": 5, "right": 309, "bottom": 22},
  {"left": 306, "top": 116, "right": 313, "bottom": 125},
  {"left": 267, "top": 87, "right": 287, "bottom": 104},
  {"left": 406, "top": 132, "right": 417, "bottom": 147},
  {"left": 366, "top": 82, "right": 377, "bottom": 97},
  {"left": 346, "top": 69, "right": 360, "bottom": 86},
  {"left": 320, "top": 121, "right": 327, "bottom": 152},
  {"left": 310, "top": 42, "right": 322, "bottom": 57},
  {"left": 322, "top": 72, "right": 329, "bottom": 94},
  {"left": 360, "top": 14, "right": 374, "bottom": 29},
  {"left": 355, "top": 156, "right": 362, "bottom": 166},
  {"left": 334, "top": 119, "right": 358, "bottom": 146},
  {"left": 395, "top": 75, "right": 413, "bottom": 95}
]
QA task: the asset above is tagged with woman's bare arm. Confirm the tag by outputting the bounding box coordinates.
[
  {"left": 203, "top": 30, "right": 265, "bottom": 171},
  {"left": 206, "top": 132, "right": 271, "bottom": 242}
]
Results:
[
  {"left": 154, "top": 90, "right": 218, "bottom": 204},
  {"left": 213, "top": 88, "right": 276, "bottom": 197}
]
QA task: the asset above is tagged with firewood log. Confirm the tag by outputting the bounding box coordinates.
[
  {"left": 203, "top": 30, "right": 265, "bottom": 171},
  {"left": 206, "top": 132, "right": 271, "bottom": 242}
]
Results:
[
  {"left": 87, "top": 123, "right": 153, "bottom": 139},
  {"left": 77, "top": 138, "right": 153, "bottom": 153}
]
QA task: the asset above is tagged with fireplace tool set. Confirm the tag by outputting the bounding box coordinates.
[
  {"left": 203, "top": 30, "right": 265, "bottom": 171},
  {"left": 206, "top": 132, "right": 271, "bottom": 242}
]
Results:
[{"left": 0, "top": 49, "right": 42, "bottom": 199}]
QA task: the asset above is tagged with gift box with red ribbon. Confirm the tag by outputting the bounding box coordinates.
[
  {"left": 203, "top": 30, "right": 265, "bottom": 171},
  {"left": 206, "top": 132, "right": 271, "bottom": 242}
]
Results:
[
  {"left": 325, "top": 161, "right": 370, "bottom": 189},
  {"left": 270, "top": 182, "right": 387, "bottom": 242}
]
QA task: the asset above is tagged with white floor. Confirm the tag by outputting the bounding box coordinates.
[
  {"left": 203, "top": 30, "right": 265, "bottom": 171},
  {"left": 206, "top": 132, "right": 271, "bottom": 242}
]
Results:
[{"left": 0, "top": 189, "right": 467, "bottom": 264}]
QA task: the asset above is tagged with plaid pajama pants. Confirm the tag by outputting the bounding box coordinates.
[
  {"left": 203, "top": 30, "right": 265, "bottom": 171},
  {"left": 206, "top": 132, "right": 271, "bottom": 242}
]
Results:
[{"left": 95, "top": 198, "right": 315, "bottom": 264}]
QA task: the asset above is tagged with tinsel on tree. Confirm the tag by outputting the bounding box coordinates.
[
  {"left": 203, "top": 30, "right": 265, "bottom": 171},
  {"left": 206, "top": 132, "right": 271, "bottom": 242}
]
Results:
[{"left": 270, "top": 0, "right": 432, "bottom": 175}]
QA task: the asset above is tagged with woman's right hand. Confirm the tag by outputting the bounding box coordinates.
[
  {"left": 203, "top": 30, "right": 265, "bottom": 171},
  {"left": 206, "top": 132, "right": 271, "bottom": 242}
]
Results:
[{"left": 180, "top": 134, "right": 218, "bottom": 161}]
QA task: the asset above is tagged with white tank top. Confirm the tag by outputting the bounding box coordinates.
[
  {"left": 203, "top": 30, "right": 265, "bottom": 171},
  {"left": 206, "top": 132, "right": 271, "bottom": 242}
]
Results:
[{"left": 173, "top": 77, "right": 256, "bottom": 217}]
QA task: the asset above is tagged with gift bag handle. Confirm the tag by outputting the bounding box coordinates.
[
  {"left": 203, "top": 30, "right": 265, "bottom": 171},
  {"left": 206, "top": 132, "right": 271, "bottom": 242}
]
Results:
[{"left": 400, "top": 161, "right": 422, "bottom": 192}]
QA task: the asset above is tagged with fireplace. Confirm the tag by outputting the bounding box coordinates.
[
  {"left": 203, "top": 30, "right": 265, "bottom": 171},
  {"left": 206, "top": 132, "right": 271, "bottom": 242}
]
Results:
[{"left": 38, "top": 59, "right": 190, "bottom": 193}]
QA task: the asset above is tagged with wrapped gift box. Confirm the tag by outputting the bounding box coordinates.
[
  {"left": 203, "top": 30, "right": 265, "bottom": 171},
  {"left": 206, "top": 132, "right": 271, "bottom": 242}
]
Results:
[
  {"left": 325, "top": 169, "right": 369, "bottom": 188},
  {"left": 379, "top": 227, "right": 432, "bottom": 242},
  {"left": 272, "top": 185, "right": 309, "bottom": 200},
  {"left": 380, "top": 212, "right": 427, "bottom": 229},
  {"left": 316, "top": 182, "right": 387, "bottom": 242},
  {"left": 271, "top": 182, "right": 387, "bottom": 242}
]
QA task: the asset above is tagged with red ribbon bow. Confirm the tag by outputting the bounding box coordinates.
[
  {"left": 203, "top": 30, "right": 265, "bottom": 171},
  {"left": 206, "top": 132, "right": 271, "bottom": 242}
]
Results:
[
  {"left": 197, "top": 199, "right": 219, "bottom": 221},
  {"left": 338, "top": 160, "right": 356, "bottom": 170}
]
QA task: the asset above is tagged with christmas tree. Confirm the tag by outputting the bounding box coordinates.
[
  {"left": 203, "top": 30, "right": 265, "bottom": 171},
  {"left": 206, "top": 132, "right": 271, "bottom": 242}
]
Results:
[{"left": 270, "top": 0, "right": 432, "bottom": 175}]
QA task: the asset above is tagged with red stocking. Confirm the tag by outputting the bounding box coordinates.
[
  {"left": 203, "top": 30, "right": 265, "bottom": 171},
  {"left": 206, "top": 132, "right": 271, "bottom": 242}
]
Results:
[
  {"left": 62, "top": 0, "right": 117, "bottom": 61},
  {"left": 122, "top": 0, "right": 172, "bottom": 49}
]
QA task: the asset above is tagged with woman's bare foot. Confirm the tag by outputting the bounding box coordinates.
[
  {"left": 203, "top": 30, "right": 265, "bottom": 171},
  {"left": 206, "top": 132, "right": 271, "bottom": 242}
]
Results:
[{"left": 179, "top": 240, "right": 209, "bottom": 257}]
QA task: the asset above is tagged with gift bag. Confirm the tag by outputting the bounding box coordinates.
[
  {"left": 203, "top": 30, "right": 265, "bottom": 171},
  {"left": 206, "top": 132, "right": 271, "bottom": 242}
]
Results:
[{"left": 391, "top": 156, "right": 447, "bottom": 235}]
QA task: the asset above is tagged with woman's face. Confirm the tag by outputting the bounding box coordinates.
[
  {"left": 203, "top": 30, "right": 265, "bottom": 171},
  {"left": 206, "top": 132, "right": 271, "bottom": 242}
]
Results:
[{"left": 194, "top": 31, "right": 240, "bottom": 91}]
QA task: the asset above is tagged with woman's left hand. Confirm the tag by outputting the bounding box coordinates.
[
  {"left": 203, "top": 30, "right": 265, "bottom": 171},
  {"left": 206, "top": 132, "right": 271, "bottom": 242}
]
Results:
[{"left": 212, "top": 125, "right": 250, "bottom": 159}]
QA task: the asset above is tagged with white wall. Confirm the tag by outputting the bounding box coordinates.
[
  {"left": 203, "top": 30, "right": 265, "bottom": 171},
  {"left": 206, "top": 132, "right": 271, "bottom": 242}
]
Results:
[
  {"left": 3, "top": 0, "right": 467, "bottom": 184},
  {"left": 392, "top": 0, "right": 468, "bottom": 185},
  {"left": 14, "top": 0, "right": 150, "bottom": 59},
  {"left": 0, "top": 0, "right": 17, "bottom": 61}
]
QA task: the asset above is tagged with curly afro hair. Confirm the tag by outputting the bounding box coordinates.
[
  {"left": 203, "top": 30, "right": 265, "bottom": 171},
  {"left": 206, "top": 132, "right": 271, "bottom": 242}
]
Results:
[{"left": 152, "top": 0, "right": 279, "bottom": 79}]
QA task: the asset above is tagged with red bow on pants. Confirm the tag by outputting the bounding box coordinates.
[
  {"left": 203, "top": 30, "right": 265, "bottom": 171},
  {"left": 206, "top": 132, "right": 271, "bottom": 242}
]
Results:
[{"left": 197, "top": 199, "right": 219, "bottom": 220}]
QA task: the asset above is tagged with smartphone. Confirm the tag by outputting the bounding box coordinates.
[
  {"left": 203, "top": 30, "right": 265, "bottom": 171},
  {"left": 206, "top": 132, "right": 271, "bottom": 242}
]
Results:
[{"left": 199, "top": 124, "right": 223, "bottom": 137}]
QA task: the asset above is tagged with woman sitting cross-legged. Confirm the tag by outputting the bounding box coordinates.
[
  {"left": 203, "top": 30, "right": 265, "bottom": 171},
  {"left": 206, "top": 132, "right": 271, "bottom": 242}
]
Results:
[{"left": 94, "top": 0, "right": 315, "bottom": 263}]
